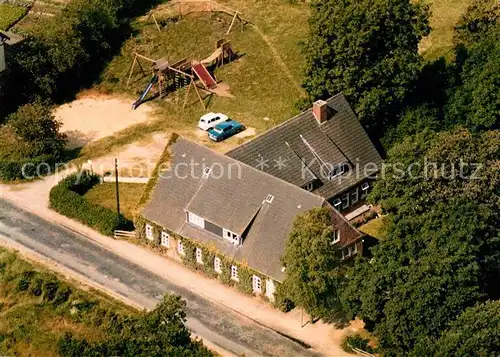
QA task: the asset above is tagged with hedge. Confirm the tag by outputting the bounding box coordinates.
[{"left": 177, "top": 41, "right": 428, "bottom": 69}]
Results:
[
  {"left": 50, "top": 171, "right": 132, "bottom": 236},
  {"left": 0, "top": 154, "right": 58, "bottom": 181},
  {"left": 135, "top": 216, "right": 271, "bottom": 298}
]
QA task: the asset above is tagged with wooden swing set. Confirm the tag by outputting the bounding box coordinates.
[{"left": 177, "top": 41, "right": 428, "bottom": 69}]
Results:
[
  {"left": 127, "top": 52, "right": 206, "bottom": 109},
  {"left": 126, "top": 38, "right": 235, "bottom": 109}
]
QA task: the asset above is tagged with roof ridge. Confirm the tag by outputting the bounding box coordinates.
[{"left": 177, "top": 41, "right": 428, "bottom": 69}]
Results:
[
  {"left": 226, "top": 93, "right": 344, "bottom": 156},
  {"left": 175, "top": 137, "right": 326, "bottom": 204}
]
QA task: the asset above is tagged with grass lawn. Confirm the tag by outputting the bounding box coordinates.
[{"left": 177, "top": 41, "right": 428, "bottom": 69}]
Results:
[
  {"left": 359, "top": 217, "right": 387, "bottom": 240},
  {"left": 84, "top": 182, "right": 146, "bottom": 222},
  {"left": 419, "top": 0, "right": 473, "bottom": 60},
  {"left": 0, "top": 248, "right": 135, "bottom": 356},
  {"left": 0, "top": 4, "right": 27, "bottom": 31}
]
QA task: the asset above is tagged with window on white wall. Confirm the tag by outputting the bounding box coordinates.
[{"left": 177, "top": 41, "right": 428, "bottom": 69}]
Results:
[
  {"left": 145, "top": 224, "right": 154, "bottom": 240},
  {"left": 231, "top": 265, "right": 239, "bottom": 281},
  {"left": 214, "top": 257, "right": 222, "bottom": 273},
  {"left": 177, "top": 240, "right": 185, "bottom": 256},
  {"left": 187, "top": 212, "right": 205, "bottom": 229},
  {"left": 196, "top": 248, "right": 203, "bottom": 264},
  {"left": 161, "top": 232, "right": 170, "bottom": 247},
  {"left": 252, "top": 275, "right": 262, "bottom": 293}
]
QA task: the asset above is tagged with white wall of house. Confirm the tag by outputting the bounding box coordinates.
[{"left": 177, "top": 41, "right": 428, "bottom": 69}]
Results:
[{"left": 266, "top": 279, "right": 276, "bottom": 301}]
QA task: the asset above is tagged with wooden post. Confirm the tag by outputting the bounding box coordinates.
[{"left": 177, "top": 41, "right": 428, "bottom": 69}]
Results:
[
  {"left": 226, "top": 11, "right": 238, "bottom": 35},
  {"left": 126, "top": 56, "right": 137, "bottom": 87},
  {"left": 152, "top": 13, "right": 161, "bottom": 33},
  {"left": 115, "top": 158, "right": 120, "bottom": 218}
]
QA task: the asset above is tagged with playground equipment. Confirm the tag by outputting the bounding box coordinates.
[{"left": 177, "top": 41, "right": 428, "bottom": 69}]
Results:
[{"left": 127, "top": 39, "right": 235, "bottom": 109}]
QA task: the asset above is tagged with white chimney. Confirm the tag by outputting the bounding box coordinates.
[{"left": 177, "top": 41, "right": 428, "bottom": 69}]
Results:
[{"left": 312, "top": 100, "right": 328, "bottom": 124}]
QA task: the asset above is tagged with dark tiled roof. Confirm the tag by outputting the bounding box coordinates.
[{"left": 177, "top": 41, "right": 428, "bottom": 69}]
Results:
[
  {"left": 141, "top": 137, "right": 329, "bottom": 280},
  {"left": 227, "top": 93, "right": 383, "bottom": 200}
]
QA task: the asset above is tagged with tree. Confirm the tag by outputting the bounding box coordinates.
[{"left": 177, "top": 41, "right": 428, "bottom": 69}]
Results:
[
  {"left": 370, "top": 127, "right": 500, "bottom": 217},
  {"left": 431, "top": 300, "right": 500, "bottom": 357},
  {"left": 7, "top": 101, "right": 67, "bottom": 158},
  {"left": 445, "top": 23, "right": 500, "bottom": 131},
  {"left": 59, "top": 294, "right": 213, "bottom": 357},
  {"left": 342, "top": 201, "right": 499, "bottom": 355},
  {"left": 302, "top": 0, "right": 430, "bottom": 135},
  {"left": 281, "top": 207, "right": 346, "bottom": 322}
]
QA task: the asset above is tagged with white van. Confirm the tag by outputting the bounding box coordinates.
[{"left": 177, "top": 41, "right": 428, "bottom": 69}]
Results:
[{"left": 198, "top": 112, "right": 229, "bottom": 131}]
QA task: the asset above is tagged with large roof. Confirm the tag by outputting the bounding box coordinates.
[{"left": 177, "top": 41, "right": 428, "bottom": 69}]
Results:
[
  {"left": 141, "top": 137, "right": 337, "bottom": 280},
  {"left": 227, "top": 93, "right": 383, "bottom": 199}
]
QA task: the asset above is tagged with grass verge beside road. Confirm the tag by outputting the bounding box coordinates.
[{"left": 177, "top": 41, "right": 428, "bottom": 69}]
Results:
[{"left": 0, "top": 248, "right": 135, "bottom": 356}]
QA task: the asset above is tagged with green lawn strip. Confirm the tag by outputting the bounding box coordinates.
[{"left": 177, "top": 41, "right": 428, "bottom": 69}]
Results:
[
  {"left": 419, "top": 0, "right": 473, "bottom": 61},
  {"left": 0, "top": 4, "right": 27, "bottom": 31},
  {"left": 359, "top": 217, "right": 387, "bottom": 240},
  {"left": 84, "top": 182, "right": 146, "bottom": 222}
]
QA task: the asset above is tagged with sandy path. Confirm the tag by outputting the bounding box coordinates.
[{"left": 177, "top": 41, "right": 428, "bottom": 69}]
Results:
[{"left": 54, "top": 96, "right": 154, "bottom": 149}]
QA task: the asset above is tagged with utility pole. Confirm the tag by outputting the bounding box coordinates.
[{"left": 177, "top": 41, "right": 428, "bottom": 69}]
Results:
[{"left": 115, "top": 158, "right": 120, "bottom": 217}]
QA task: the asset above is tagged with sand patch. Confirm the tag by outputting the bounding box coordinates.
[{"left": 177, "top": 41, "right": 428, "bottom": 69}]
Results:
[{"left": 54, "top": 96, "right": 154, "bottom": 149}]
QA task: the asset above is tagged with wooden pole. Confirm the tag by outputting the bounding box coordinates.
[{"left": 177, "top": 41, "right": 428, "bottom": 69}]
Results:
[
  {"left": 152, "top": 13, "right": 161, "bottom": 33},
  {"left": 115, "top": 158, "right": 121, "bottom": 218},
  {"left": 126, "top": 56, "right": 137, "bottom": 87},
  {"left": 226, "top": 11, "right": 238, "bottom": 35},
  {"left": 183, "top": 78, "right": 192, "bottom": 109}
]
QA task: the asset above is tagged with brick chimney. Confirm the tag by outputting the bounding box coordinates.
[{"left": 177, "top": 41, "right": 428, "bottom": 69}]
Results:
[{"left": 312, "top": 100, "right": 329, "bottom": 124}]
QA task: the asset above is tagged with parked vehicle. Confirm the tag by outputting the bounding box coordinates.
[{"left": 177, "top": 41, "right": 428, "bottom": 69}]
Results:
[
  {"left": 208, "top": 120, "right": 245, "bottom": 142},
  {"left": 198, "top": 112, "right": 229, "bottom": 131}
]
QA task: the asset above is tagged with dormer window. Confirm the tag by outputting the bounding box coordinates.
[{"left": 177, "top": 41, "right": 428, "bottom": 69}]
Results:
[
  {"left": 333, "top": 198, "right": 341, "bottom": 209},
  {"left": 328, "top": 163, "right": 348, "bottom": 180},
  {"left": 303, "top": 181, "right": 314, "bottom": 192},
  {"left": 265, "top": 194, "right": 274, "bottom": 203},
  {"left": 223, "top": 229, "right": 241, "bottom": 246},
  {"left": 361, "top": 182, "right": 370, "bottom": 198}
]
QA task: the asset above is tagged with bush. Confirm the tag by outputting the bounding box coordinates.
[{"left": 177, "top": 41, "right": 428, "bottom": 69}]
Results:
[
  {"left": 273, "top": 282, "right": 295, "bottom": 312},
  {"left": 16, "top": 270, "right": 35, "bottom": 292},
  {"left": 50, "top": 171, "right": 133, "bottom": 236},
  {"left": 0, "top": 154, "right": 58, "bottom": 181},
  {"left": 341, "top": 334, "right": 375, "bottom": 354}
]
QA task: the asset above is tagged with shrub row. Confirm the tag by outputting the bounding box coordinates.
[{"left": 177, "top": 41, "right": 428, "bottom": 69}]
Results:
[
  {"left": 50, "top": 171, "right": 132, "bottom": 236},
  {"left": 135, "top": 216, "right": 273, "bottom": 299},
  {"left": 0, "top": 154, "right": 57, "bottom": 181}
]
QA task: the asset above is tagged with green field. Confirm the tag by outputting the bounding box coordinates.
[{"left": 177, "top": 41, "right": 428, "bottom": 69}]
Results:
[
  {"left": 0, "top": 4, "right": 27, "bottom": 31},
  {"left": 0, "top": 248, "right": 135, "bottom": 356}
]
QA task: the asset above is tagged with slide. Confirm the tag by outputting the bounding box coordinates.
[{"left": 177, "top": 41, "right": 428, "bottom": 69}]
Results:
[
  {"left": 132, "top": 74, "right": 158, "bottom": 110},
  {"left": 192, "top": 62, "right": 217, "bottom": 89}
]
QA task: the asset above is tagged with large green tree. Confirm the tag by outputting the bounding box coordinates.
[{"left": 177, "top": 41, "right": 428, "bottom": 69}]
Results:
[
  {"left": 281, "top": 207, "right": 346, "bottom": 322},
  {"left": 342, "top": 201, "right": 499, "bottom": 355},
  {"left": 302, "top": 0, "right": 429, "bottom": 135},
  {"left": 370, "top": 127, "right": 500, "bottom": 216},
  {"left": 430, "top": 300, "right": 500, "bottom": 357},
  {"left": 6, "top": 101, "right": 67, "bottom": 159}
]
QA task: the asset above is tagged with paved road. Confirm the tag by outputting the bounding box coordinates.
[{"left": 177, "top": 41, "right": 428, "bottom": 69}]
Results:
[{"left": 0, "top": 198, "right": 319, "bottom": 357}]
